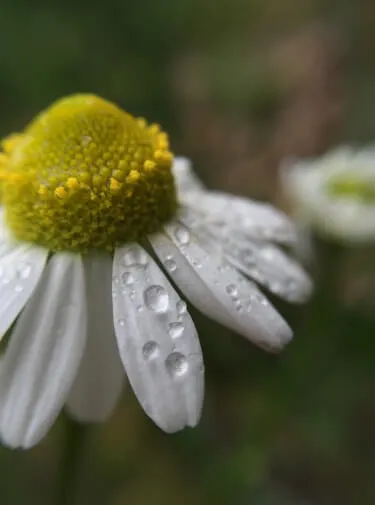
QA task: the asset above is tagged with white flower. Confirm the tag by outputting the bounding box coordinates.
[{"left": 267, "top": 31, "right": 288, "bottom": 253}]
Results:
[
  {"left": 281, "top": 147, "right": 375, "bottom": 243},
  {"left": 0, "top": 95, "right": 311, "bottom": 449}
]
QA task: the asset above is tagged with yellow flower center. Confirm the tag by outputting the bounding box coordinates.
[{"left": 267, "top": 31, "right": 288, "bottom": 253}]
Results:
[
  {"left": 0, "top": 94, "right": 177, "bottom": 252},
  {"left": 327, "top": 175, "right": 375, "bottom": 203}
]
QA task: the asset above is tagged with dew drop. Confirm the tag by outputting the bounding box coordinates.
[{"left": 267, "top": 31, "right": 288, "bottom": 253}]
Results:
[
  {"left": 226, "top": 284, "right": 238, "bottom": 297},
  {"left": 137, "top": 305, "right": 144, "bottom": 313},
  {"left": 17, "top": 262, "right": 32, "bottom": 280},
  {"left": 144, "top": 285, "right": 169, "bottom": 313},
  {"left": 176, "top": 300, "right": 187, "bottom": 315},
  {"left": 142, "top": 340, "right": 160, "bottom": 361},
  {"left": 261, "top": 246, "right": 276, "bottom": 262},
  {"left": 174, "top": 226, "right": 190, "bottom": 245},
  {"left": 164, "top": 258, "right": 177, "bottom": 272},
  {"left": 168, "top": 321, "right": 184, "bottom": 339},
  {"left": 235, "top": 301, "right": 243, "bottom": 312},
  {"left": 123, "top": 247, "right": 148, "bottom": 268},
  {"left": 14, "top": 284, "right": 24, "bottom": 293},
  {"left": 121, "top": 271, "right": 134, "bottom": 286},
  {"left": 165, "top": 352, "right": 189, "bottom": 377},
  {"left": 118, "top": 318, "right": 125, "bottom": 327}
]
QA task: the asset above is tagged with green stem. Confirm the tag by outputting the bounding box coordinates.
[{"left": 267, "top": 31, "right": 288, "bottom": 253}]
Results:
[{"left": 55, "top": 415, "right": 89, "bottom": 505}]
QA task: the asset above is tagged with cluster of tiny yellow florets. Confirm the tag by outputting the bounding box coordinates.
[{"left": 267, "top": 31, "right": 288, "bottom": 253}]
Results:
[{"left": 0, "top": 94, "right": 177, "bottom": 252}]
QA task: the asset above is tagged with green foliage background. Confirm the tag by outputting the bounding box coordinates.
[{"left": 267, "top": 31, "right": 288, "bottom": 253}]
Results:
[{"left": 1, "top": 0, "right": 375, "bottom": 503}]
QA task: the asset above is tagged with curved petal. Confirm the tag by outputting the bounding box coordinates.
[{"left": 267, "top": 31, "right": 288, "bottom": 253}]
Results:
[
  {"left": 225, "top": 240, "right": 312, "bottom": 303},
  {"left": 112, "top": 244, "right": 204, "bottom": 433},
  {"left": 0, "top": 243, "right": 49, "bottom": 341},
  {"left": 0, "top": 253, "right": 87, "bottom": 449},
  {"left": 178, "top": 209, "right": 312, "bottom": 302},
  {"left": 184, "top": 191, "right": 297, "bottom": 244},
  {"left": 150, "top": 223, "right": 292, "bottom": 352},
  {"left": 67, "top": 253, "right": 124, "bottom": 423}
]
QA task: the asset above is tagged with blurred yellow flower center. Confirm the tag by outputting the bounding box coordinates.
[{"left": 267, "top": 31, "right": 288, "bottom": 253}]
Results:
[
  {"left": 328, "top": 176, "right": 375, "bottom": 203},
  {"left": 0, "top": 94, "right": 177, "bottom": 252}
]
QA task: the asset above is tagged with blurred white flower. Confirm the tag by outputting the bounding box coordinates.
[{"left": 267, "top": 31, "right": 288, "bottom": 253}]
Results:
[
  {"left": 0, "top": 95, "right": 311, "bottom": 450},
  {"left": 281, "top": 147, "right": 375, "bottom": 243}
]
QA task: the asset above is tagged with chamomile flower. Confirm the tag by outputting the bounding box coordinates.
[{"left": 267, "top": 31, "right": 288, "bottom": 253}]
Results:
[
  {"left": 282, "top": 147, "right": 375, "bottom": 243},
  {"left": 0, "top": 95, "right": 311, "bottom": 449}
]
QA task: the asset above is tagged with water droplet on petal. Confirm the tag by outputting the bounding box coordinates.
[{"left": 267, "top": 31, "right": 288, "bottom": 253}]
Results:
[
  {"left": 121, "top": 271, "right": 134, "bottom": 286},
  {"left": 14, "top": 284, "right": 23, "bottom": 293},
  {"left": 137, "top": 305, "right": 144, "bottom": 312},
  {"left": 174, "top": 226, "right": 190, "bottom": 245},
  {"left": 176, "top": 300, "right": 187, "bottom": 315},
  {"left": 17, "top": 262, "right": 32, "bottom": 280},
  {"left": 142, "top": 340, "right": 160, "bottom": 361},
  {"left": 118, "top": 318, "right": 125, "bottom": 327},
  {"left": 226, "top": 284, "right": 238, "bottom": 297},
  {"left": 144, "top": 285, "right": 169, "bottom": 313},
  {"left": 165, "top": 352, "right": 189, "bottom": 377},
  {"left": 123, "top": 247, "right": 148, "bottom": 268},
  {"left": 261, "top": 246, "right": 276, "bottom": 261},
  {"left": 168, "top": 321, "right": 184, "bottom": 339},
  {"left": 164, "top": 258, "right": 177, "bottom": 272}
]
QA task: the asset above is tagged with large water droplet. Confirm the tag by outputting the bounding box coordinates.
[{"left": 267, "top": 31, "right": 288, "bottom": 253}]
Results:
[
  {"left": 164, "top": 258, "right": 177, "bottom": 272},
  {"left": 121, "top": 271, "right": 134, "bottom": 286},
  {"left": 144, "top": 285, "right": 169, "bottom": 313},
  {"left": 176, "top": 300, "right": 187, "bottom": 315},
  {"left": 168, "top": 321, "right": 184, "bottom": 339},
  {"left": 123, "top": 247, "right": 148, "bottom": 268},
  {"left": 165, "top": 352, "right": 189, "bottom": 377},
  {"left": 174, "top": 226, "right": 190, "bottom": 245},
  {"left": 142, "top": 340, "right": 160, "bottom": 361}
]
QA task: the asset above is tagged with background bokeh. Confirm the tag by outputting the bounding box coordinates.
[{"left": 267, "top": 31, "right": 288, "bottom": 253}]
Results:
[{"left": 1, "top": 0, "right": 375, "bottom": 503}]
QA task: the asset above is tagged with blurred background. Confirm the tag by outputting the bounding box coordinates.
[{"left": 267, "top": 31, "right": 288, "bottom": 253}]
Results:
[{"left": 1, "top": 0, "right": 375, "bottom": 503}]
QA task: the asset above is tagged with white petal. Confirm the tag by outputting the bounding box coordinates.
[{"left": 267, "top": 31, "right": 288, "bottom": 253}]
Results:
[
  {"left": 67, "top": 253, "right": 124, "bottom": 423},
  {"left": 219, "top": 236, "right": 312, "bottom": 303},
  {"left": 0, "top": 243, "right": 48, "bottom": 341},
  {"left": 172, "top": 157, "right": 205, "bottom": 195},
  {"left": 150, "top": 223, "right": 292, "bottom": 352},
  {"left": 177, "top": 209, "right": 312, "bottom": 302},
  {"left": 112, "top": 244, "right": 204, "bottom": 433},
  {"left": 184, "top": 191, "right": 297, "bottom": 243},
  {"left": 0, "top": 253, "right": 87, "bottom": 449}
]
